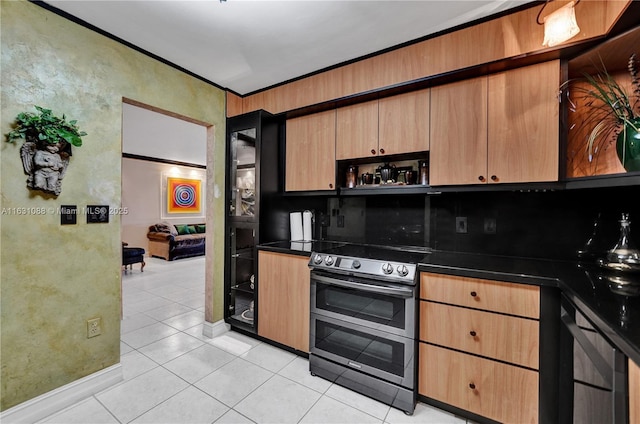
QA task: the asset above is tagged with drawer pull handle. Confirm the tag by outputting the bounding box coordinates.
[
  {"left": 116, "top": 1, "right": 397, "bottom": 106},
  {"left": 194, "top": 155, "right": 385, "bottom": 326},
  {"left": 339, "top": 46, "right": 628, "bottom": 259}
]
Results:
[
  {"left": 469, "top": 330, "right": 477, "bottom": 337},
  {"left": 371, "top": 149, "right": 376, "bottom": 155},
  {"left": 469, "top": 383, "right": 476, "bottom": 390},
  {"left": 470, "top": 291, "right": 477, "bottom": 298}
]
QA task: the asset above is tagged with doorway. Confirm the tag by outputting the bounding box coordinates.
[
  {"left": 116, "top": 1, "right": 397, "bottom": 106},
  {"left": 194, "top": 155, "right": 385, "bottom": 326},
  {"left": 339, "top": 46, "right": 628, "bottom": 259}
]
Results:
[{"left": 120, "top": 99, "right": 211, "bottom": 322}]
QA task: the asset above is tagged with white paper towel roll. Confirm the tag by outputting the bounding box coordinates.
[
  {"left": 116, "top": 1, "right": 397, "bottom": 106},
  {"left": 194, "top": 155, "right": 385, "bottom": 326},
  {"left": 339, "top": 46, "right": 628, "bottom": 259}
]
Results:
[
  {"left": 303, "top": 210, "right": 313, "bottom": 241},
  {"left": 290, "top": 212, "right": 303, "bottom": 241}
]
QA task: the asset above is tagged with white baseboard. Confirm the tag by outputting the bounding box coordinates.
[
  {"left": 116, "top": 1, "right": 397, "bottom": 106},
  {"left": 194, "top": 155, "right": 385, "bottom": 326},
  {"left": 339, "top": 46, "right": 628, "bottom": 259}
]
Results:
[
  {"left": 202, "top": 319, "right": 230, "bottom": 339},
  {"left": 1, "top": 364, "right": 123, "bottom": 424}
]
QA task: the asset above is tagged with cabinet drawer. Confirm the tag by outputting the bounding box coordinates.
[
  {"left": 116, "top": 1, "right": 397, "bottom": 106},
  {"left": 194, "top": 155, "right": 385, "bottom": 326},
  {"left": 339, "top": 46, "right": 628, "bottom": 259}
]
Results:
[
  {"left": 420, "top": 272, "right": 540, "bottom": 319},
  {"left": 420, "top": 301, "right": 539, "bottom": 369},
  {"left": 419, "top": 343, "right": 538, "bottom": 424}
]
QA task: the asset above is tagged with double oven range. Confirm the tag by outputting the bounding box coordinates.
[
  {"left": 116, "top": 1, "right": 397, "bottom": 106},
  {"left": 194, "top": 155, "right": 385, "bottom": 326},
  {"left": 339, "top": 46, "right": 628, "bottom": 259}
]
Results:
[{"left": 308, "top": 244, "right": 429, "bottom": 415}]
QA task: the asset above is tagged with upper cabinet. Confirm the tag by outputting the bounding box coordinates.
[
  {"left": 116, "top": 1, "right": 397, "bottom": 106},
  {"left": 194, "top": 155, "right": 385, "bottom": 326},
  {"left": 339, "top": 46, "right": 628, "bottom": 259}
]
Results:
[
  {"left": 487, "top": 61, "right": 559, "bottom": 184},
  {"left": 336, "top": 100, "right": 379, "bottom": 160},
  {"left": 379, "top": 89, "right": 430, "bottom": 156},
  {"left": 336, "top": 89, "right": 430, "bottom": 160},
  {"left": 430, "top": 60, "right": 559, "bottom": 186},
  {"left": 285, "top": 110, "right": 336, "bottom": 192},
  {"left": 430, "top": 77, "right": 488, "bottom": 186}
]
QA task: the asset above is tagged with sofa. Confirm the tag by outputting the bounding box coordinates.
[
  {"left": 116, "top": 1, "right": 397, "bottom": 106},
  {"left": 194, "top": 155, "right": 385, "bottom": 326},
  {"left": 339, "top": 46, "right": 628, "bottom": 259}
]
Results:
[{"left": 147, "top": 222, "right": 206, "bottom": 261}]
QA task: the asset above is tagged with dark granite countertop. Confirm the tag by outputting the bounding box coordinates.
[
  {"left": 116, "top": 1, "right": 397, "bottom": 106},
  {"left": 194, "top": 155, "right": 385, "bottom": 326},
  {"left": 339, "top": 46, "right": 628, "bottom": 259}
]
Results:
[
  {"left": 417, "top": 250, "right": 640, "bottom": 365},
  {"left": 257, "top": 240, "right": 347, "bottom": 257},
  {"left": 257, "top": 240, "right": 640, "bottom": 364}
]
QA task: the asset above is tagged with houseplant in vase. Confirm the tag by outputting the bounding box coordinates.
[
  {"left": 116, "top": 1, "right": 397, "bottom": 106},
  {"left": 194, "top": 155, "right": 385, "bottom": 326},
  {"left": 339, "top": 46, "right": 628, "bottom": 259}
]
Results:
[
  {"left": 5, "top": 106, "right": 87, "bottom": 195},
  {"left": 565, "top": 54, "right": 640, "bottom": 173}
]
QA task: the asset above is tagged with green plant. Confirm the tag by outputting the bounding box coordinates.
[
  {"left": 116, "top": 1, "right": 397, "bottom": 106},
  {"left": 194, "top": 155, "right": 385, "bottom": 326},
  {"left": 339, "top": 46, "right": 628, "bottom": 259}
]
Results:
[
  {"left": 564, "top": 54, "right": 640, "bottom": 161},
  {"left": 6, "top": 106, "right": 87, "bottom": 147}
]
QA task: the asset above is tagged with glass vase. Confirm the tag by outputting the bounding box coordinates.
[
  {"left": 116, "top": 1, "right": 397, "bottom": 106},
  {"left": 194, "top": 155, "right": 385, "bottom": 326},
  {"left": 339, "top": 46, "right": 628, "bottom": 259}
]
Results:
[{"left": 600, "top": 213, "right": 640, "bottom": 273}]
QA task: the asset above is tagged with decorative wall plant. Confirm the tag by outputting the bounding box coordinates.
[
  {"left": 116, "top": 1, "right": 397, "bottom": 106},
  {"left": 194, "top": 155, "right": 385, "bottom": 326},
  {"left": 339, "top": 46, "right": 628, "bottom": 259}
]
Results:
[{"left": 5, "top": 106, "right": 87, "bottom": 195}]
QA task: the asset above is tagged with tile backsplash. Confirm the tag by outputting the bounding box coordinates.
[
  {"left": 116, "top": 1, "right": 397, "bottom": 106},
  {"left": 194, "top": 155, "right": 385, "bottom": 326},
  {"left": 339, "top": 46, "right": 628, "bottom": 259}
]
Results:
[{"left": 317, "top": 185, "right": 640, "bottom": 260}]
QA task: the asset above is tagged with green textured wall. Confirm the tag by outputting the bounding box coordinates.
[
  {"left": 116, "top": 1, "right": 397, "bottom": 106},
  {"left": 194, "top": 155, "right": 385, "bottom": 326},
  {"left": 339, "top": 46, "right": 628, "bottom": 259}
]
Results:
[{"left": 0, "top": 0, "right": 226, "bottom": 410}]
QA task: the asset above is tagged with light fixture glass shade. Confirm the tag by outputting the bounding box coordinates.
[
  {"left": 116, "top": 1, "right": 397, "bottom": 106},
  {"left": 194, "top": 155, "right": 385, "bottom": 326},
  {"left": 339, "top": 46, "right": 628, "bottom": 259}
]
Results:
[{"left": 542, "top": 1, "right": 580, "bottom": 47}]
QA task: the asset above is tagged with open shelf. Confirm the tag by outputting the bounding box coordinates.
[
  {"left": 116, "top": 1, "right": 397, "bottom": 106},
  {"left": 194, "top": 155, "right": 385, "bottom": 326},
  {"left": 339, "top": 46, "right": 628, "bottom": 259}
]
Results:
[
  {"left": 568, "top": 25, "right": 640, "bottom": 78},
  {"left": 231, "top": 280, "right": 254, "bottom": 294}
]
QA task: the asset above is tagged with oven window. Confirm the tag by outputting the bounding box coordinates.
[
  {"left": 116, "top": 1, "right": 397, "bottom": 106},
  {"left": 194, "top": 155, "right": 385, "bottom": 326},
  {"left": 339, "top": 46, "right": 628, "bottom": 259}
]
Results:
[
  {"left": 315, "top": 281, "right": 405, "bottom": 329},
  {"left": 314, "top": 320, "right": 405, "bottom": 378}
]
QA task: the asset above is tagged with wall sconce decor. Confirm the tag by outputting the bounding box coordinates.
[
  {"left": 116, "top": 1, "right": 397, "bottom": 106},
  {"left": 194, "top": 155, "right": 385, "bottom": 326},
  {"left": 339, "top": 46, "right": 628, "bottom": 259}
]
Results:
[
  {"left": 5, "top": 106, "right": 86, "bottom": 196},
  {"left": 537, "top": 0, "right": 580, "bottom": 47}
]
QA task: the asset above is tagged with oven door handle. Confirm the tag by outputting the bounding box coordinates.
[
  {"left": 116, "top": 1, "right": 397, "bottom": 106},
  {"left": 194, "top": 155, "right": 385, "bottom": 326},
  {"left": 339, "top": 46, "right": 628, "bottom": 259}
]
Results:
[{"left": 311, "top": 274, "right": 414, "bottom": 298}]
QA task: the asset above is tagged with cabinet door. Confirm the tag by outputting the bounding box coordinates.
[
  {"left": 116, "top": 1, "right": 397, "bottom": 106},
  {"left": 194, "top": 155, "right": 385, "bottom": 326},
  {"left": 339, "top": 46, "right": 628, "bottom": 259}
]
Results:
[
  {"left": 488, "top": 60, "right": 559, "bottom": 184},
  {"left": 336, "top": 100, "right": 379, "bottom": 160},
  {"left": 430, "top": 77, "right": 488, "bottom": 185},
  {"left": 286, "top": 110, "right": 336, "bottom": 191},
  {"left": 257, "top": 251, "right": 310, "bottom": 352},
  {"left": 379, "top": 89, "right": 430, "bottom": 155},
  {"left": 420, "top": 344, "right": 539, "bottom": 424}
]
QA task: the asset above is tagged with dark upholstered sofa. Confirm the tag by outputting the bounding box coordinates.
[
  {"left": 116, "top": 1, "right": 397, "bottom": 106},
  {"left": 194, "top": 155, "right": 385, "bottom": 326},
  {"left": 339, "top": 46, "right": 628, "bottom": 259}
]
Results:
[{"left": 147, "top": 222, "right": 205, "bottom": 261}]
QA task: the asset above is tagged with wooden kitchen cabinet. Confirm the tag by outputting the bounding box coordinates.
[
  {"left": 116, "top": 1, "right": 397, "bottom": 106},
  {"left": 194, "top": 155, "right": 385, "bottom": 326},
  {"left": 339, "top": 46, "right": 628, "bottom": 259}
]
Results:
[
  {"left": 285, "top": 110, "right": 336, "bottom": 192},
  {"left": 420, "top": 344, "right": 539, "bottom": 424},
  {"left": 631, "top": 359, "right": 640, "bottom": 424},
  {"left": 336, "top": 100, "right": 379, "bottom": 160},
  {"left": 420, "top": 301, "right": 539, "bottom": 369},
  {"left": 419, "top": 272, "right": 541, "bottom": 423},
  {"left": 430, "top": 60, "right": 559, "bottom": 186},
  {"left": 430, "top": 76, "right": 487, "bottom": 185},
  {"left": 378, "top": 89, "right": 430, "bottom": 155},
  {"left": 487, "top": 60, "right": 559, "bottom": 184},
  {"left": 420, "top": 272, "right": 540, "bottom": 318},
  {"left": 257, "top": 251, "right": 310, "bottom": 352},
  {"left": 336, "top": 89, "right": 430, "bottom": 160}
]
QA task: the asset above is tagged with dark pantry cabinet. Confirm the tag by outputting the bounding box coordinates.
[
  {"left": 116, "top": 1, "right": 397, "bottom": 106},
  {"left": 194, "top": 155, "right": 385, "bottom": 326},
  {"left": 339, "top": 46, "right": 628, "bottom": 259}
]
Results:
[{"left": 224, "top": 110, "right": 279, "bottom": 333}]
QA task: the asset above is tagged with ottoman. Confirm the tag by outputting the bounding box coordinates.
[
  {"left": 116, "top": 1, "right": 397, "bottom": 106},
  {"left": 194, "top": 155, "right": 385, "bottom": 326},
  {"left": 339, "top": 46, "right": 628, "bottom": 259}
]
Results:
[{"left": 122, "top": 245, "right": 146, "bottom": 273}]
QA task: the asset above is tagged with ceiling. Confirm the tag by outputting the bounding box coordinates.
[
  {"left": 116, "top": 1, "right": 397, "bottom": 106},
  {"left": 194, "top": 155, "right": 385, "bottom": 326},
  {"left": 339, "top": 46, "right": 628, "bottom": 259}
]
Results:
[{"left": 44, "top": 0, "right": 537, "bottom": 96}]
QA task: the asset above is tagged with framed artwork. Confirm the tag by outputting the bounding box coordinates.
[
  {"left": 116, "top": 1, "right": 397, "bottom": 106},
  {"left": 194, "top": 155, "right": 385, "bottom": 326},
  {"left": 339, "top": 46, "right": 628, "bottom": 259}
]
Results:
[{"left": 166, "top": 177, "right": 202, "bottom": 215}]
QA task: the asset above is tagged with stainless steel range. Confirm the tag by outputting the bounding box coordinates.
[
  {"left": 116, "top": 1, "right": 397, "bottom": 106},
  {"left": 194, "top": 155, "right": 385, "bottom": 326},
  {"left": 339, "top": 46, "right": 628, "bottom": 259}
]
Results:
[{"left": 308, "top": 244, "right": 428, "bottom": 415}]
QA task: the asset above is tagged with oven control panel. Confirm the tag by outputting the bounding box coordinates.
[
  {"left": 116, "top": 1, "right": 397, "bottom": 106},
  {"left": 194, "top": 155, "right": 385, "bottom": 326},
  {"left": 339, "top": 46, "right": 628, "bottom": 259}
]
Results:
[{"left": 309, "top": 253, "right": 417, "bottom": 283}]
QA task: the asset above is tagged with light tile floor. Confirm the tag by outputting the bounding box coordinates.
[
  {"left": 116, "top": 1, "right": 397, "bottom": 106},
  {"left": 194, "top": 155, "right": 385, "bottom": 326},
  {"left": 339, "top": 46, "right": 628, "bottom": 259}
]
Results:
[{"left": 39, "top": 256, "right": 470, "bottom": 424}]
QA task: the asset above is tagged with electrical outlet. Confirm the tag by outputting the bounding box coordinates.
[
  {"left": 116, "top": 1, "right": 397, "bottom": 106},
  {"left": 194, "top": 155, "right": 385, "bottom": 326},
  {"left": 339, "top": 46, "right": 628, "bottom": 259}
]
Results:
[
  {"left": 87, "top": 317, "right": 101, "bottom": 338},
  {"left": 484, "top": 217, "right": 497, "bottom": 234},
  {"left": 337, "top": 215, "right": 345, "bottom": 228}
]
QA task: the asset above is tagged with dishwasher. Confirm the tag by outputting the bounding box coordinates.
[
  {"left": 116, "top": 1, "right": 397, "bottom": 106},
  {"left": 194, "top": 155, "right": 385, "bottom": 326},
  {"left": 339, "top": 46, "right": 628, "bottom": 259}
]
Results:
[{"left": 559, "top": 295, "right": 628, "bottom": 424}]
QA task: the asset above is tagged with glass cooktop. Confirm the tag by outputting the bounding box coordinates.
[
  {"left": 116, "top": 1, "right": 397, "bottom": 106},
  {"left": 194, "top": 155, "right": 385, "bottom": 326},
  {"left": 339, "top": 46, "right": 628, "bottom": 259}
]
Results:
[{"left": 318, "top": 242, "right": 431, "bottom": 265}]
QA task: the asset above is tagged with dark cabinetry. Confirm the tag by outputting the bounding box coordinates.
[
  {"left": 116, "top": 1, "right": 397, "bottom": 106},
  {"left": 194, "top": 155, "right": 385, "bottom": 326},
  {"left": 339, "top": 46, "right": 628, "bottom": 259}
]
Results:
[
  {"left": 559, "top": 296, "right": 628, "bottom": 424},
  {"left": 224, "top": 110, "right": 279, "bottom": 333}
]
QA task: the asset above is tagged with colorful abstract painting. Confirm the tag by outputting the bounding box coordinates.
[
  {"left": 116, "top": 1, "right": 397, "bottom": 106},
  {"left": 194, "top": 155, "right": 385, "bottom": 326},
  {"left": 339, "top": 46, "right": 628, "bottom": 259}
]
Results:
[{"left": 167, "top": 177, "right": 201, "bottom": 214}]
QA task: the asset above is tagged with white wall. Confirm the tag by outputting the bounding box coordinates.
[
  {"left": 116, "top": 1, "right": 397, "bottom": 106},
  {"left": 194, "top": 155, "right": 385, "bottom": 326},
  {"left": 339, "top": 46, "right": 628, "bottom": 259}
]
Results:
[
  {"left": 121, "top": 158, "right": 206, "bottom": 252},
  {"left": 122, "top": 103, "right": 207, "bottom": 166}
]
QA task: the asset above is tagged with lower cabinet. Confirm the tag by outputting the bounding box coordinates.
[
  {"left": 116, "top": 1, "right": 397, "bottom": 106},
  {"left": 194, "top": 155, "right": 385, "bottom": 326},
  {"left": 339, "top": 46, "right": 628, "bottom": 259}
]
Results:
[
  {"left": 631, "top": 359, "right": 640, "bottom": 424},
  {"left": 419, "top": 272, "right": 541, "bottom": 423},
  {"left": 420, "top": 344, "right": 539, "bottom": 424},
  {"left": 257, "top": 251, "right": 310, "bottom": 352}
]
